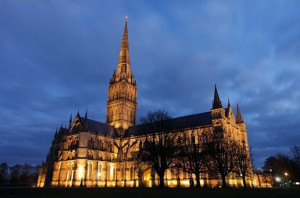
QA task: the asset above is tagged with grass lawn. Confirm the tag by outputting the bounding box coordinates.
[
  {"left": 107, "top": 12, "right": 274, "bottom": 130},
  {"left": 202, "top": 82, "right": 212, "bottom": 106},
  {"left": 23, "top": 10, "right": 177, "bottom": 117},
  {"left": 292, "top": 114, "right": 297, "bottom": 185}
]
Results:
[{"left": 0, "top": 187, "right": 299, "bottom": 198}]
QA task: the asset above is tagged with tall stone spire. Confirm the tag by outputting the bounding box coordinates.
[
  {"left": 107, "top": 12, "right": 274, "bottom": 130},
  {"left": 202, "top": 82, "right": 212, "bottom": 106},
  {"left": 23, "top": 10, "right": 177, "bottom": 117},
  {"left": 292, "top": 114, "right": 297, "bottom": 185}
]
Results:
[
  {"left": 106, "top": 17, "right": 137, "bottom": 136},
  {"left": 212, "top": 84, "right": 222, "bottom": 109},
  {"left": 116, "top": 17, "right": 131, "bottom": 77},
  {"left": 236, "top": 104, "right": 244, "bottom": 123}
]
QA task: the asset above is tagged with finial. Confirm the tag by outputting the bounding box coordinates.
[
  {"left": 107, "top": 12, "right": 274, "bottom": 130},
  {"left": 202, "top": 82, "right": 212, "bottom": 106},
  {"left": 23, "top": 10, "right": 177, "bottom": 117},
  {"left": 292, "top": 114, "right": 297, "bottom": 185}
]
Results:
[
  {"left": 125, "top": 16, "right": 128, "bottom": 21},
  {"left": 228, "top": 98, "right": 231, "bottom": 108},
  {"left": 85, "top": 109, "right": 88, "bottom": 119}
]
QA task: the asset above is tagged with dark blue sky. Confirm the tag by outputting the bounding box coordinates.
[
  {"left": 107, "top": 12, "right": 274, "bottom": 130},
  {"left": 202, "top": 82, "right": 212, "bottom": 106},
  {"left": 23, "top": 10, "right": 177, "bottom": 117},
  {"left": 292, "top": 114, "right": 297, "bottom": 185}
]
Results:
[{"left": 0, "top": 0, "right": 299, "bottom": 168}]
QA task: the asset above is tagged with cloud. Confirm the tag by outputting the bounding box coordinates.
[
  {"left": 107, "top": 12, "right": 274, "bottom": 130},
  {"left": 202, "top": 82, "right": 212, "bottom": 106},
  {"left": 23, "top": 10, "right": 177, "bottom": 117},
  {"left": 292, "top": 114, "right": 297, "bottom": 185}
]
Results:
[{"left": 0, "top": 0, "right": 300, "bottom": 168}]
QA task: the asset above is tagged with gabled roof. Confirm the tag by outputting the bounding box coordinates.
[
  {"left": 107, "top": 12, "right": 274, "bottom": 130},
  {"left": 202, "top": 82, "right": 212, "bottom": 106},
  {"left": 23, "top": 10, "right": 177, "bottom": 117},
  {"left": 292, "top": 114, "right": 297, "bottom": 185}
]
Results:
[
  {"left": 69, "top": 117, "right": 117, "bottom": 137},
  {"left": 125, "top": 111, "right": 212, "bottom": 137},
  {"left": 84, "top": 118, "right": 117, "bottom": 137}
]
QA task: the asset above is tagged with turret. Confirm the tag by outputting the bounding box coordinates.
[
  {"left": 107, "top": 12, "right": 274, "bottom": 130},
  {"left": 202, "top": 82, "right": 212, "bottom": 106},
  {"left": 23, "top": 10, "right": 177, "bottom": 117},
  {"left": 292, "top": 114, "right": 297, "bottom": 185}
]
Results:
[
  {"left": 212, "top": 84, "right": 222, "bottom": 109},
  {"left": 210, "top": 84, "right": 226, "bottom": 133},
  {"left": 236, "top": 104, "right": 249, "bottom": 150},
  {"left": 236, "top": 104, "right": 244, "bottom": 123},
  {"left": 69, "top": 114, "right": 72, "bottom": 130},
  {"left": 225, "top": 98, "right": 235, "bottom": 121},
  {"left": 83, "top": 109, "right": 89, "bottom": 131}
]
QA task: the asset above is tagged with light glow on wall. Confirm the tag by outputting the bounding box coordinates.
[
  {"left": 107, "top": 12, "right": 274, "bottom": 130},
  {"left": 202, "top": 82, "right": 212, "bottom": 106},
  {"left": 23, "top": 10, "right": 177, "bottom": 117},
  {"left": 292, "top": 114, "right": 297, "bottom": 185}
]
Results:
[{"left": 78, "top": 166, "right": 84, "bottom": 179}]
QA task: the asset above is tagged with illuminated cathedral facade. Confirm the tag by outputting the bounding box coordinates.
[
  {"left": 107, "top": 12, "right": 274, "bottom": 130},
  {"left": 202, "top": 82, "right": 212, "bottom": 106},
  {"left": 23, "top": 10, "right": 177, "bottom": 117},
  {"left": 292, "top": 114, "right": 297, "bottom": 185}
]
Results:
[{"left": 37, "top": 19, "right": 269, "bottom": 188}]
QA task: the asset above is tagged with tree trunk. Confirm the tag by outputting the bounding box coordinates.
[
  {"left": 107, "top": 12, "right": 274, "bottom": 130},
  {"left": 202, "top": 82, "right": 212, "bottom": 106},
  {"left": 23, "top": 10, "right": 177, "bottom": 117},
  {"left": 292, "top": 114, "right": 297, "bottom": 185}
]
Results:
[
  {"left": 138, "top": 176, "right": 143, "bottom": 187},
  {"left": 242, "top": 175, "right": 247, "bottom": 188},
  {"left": 257, "top": 174, "right": 261, "bottom": 187},
  {"left": 221, "top": 174, "right": 227, "bottom": 188},
  {"left": 151, "top": 167, "right": 156, "bottom": 187},
  {"left": 177, "top": 177, "right": 180, "bottom": 188},
  {"left": 158, "top": 173, "right": 165, "bottom": 188},
  {"left": 195, "top": 173, "right": 201, "bottom": 188}
]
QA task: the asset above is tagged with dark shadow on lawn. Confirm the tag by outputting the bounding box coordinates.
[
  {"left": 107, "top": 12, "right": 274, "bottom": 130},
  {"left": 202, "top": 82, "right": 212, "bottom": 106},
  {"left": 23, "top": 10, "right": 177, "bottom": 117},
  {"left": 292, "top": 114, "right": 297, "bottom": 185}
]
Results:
[{"left": 0, "top": 187, "right": 299, "bottom": 198}]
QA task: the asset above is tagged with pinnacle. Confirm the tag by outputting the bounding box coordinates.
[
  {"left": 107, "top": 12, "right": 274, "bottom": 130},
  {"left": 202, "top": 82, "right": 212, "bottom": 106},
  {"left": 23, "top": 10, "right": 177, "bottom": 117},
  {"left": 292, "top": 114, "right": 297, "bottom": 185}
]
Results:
[
  {"left": 212, "top": 84, "right": 222, "bottom": 109},
  {"left": 236, "top": 104, "right": 244, "bottom": 123}
]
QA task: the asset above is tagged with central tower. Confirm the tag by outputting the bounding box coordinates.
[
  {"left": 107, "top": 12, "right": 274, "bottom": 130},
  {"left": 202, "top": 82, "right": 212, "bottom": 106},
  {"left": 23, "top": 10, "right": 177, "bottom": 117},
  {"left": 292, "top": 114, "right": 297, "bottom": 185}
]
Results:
[{"left": 106, "top": 18, "right": 137, "bottom": 135}]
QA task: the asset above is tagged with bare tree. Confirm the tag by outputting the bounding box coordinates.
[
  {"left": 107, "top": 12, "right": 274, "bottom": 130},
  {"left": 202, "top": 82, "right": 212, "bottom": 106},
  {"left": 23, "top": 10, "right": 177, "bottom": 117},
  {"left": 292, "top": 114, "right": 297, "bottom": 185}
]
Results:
[
  {"left": 114, "top": 137, "right": 128, "bottom": 161},
  {"left": 122, "top": 136, "right": 137, "bottom": 186},
  {"left": 138, "top": 109, "right": 179, "bottom": 188},
  {"left": 135, "top": 141, "right": 149, "bottom": 187},
  {"left": 205, "top": 134, "right": 239, "bottom": 188},
  {"left": 0, "top": 163, "right": 9, "bottom": 186},
  {"left": 263, "top": 153, "right": 299, "bottom": 186},
  {"left": 291, "top": 145, "right": 300, "bottom": 166},
  {"left": 179, "top": 130, "right": 210, "bottom": 188},
  {"left": 169, "top": 161, "right": 182, "bottom": 188},
  {"left": 9, "top": 165, "right": 22, "bottom": 186},
  {"left": 235, "top": 145, "right": 252, "bottom": 188}
]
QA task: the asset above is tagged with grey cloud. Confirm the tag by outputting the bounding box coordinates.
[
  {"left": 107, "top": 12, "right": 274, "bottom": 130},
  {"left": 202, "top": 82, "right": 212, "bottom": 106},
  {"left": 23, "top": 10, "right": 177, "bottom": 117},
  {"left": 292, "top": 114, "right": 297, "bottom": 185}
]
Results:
[{"left": 0, "top": 1, "right": 300, "bottom": 169}]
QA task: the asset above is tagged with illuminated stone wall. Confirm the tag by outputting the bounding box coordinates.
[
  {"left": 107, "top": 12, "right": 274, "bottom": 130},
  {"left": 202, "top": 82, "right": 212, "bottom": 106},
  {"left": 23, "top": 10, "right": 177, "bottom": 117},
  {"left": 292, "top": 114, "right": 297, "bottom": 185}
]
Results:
[
  {"left": 37, "top": 19, "right": 262, "bottom": 188},
  {"left": 38, "top": 111, "right": 257, "bottom": 188}
]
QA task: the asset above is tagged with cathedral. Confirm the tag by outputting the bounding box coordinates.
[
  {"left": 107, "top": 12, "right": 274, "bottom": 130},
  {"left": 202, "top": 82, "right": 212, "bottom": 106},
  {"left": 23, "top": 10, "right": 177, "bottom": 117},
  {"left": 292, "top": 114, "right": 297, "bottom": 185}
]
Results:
[{"left": 37, "top": 19, "right": 269, "bottom": 188}]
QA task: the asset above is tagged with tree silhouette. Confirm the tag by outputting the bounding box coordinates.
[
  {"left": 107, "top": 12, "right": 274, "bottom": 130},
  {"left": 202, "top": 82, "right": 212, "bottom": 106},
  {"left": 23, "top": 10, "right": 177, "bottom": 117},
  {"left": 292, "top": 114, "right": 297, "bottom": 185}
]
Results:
[
  {"left": 138, "top": 109, "right": 179, "bottom": 188},
  {"left": 0, "top": 163, "right": 9, "bottom": 186},
  {"left": 178, "top": 130, "right": 210, "bottom": 188},
  {"left": 205, "top": 134, "right": 239, "bottom": 188},
  {"left": 235, "top": 145, "right": 252, "bottom": 188}
]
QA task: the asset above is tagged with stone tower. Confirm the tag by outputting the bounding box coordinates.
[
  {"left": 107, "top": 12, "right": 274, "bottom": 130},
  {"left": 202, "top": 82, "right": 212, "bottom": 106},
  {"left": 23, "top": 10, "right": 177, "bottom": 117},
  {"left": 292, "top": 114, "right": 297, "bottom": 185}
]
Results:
[{"left": 106, "top": 18, "right": 137, "bottom": 135}]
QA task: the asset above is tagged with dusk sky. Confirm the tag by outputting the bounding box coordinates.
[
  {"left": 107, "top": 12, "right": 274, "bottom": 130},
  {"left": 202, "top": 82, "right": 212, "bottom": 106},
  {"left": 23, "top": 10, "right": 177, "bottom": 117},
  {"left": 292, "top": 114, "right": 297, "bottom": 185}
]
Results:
[{"left": 0, "top": 0, "right": 299, "bottom": 168}]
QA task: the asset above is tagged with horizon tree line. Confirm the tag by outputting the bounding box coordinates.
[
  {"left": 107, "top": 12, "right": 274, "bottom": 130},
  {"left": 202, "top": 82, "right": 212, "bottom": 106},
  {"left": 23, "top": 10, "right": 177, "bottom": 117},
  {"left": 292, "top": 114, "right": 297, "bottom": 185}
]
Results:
[
  {"left": 262, "top": 145, "right": 300, "bottom": 187},
  {"left": 0, "top": 163, "right": 40, "bottom": 187}
]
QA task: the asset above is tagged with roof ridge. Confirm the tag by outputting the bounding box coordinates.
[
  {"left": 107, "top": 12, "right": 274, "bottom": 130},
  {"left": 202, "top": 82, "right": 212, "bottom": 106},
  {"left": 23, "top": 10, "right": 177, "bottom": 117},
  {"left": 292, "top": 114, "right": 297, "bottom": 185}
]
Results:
[{"left": 171, "top": 111, "right": 211, "bottom": 120}]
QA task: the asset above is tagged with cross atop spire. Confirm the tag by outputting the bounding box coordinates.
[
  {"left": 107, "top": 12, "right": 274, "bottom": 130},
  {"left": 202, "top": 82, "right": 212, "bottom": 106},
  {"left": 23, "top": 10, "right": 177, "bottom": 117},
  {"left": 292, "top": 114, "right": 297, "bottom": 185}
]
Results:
[
  {"left": 116, "top": 18, "right": 131, "bottom": 76},
  {"left": 236, "top": 104, "right": 244, "bottom": 123},
  {"left": 212, "top": 84, "right": 222, "bottom": 109}
]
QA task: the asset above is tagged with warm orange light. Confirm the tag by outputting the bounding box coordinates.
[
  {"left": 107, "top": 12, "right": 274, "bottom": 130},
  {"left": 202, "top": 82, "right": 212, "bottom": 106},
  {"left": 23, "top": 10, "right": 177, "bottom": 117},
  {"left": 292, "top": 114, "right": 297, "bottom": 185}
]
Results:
[{"left": 78, "top": 166, "right": 83, "bottom": 178}]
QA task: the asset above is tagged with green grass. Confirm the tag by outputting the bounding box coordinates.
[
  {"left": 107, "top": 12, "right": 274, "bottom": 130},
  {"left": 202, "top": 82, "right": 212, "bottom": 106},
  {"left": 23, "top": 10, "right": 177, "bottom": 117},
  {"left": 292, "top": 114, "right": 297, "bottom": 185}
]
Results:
[{"left": 0, "top": 187, "right": 299, "bottom": 198}]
